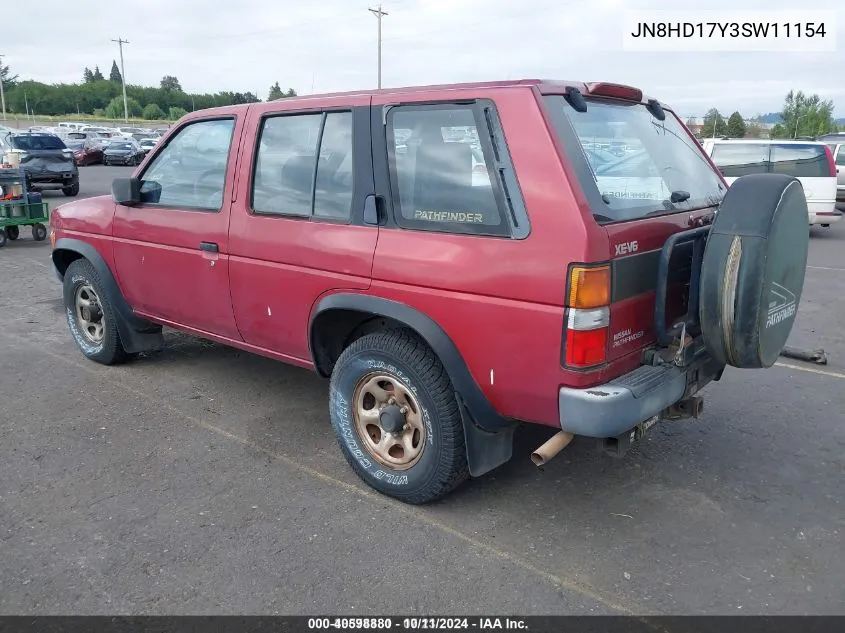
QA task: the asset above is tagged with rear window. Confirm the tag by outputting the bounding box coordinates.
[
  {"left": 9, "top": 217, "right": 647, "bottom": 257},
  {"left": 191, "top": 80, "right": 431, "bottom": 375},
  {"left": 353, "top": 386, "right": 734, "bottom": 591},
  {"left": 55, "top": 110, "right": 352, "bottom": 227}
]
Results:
[
  {"left": 769, "top": 143, "right": 829, "bottom": 178},
  {"left": 10, "top": 135, "right": 67, "bottom": 151},
  {"left": 544, "top": 96, "right": 724, "bottom": 223}
]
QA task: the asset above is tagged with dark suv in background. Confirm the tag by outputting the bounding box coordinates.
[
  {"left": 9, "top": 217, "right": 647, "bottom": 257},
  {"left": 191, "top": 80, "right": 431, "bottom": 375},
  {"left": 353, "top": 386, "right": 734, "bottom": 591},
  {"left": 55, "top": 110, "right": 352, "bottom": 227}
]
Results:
[{"left": 4, "top": 132, "right": 79, "bottom": 196}]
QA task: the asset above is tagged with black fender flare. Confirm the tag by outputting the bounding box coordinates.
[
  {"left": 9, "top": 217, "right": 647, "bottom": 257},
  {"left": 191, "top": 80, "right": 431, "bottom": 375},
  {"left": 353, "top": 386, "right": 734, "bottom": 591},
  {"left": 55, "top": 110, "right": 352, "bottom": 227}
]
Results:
[
  {"left": 52, "top": 238, "right": 163, "bottom": 354},
  {"left": 310, "top": 293, "right": 516, "bottom": 477}
]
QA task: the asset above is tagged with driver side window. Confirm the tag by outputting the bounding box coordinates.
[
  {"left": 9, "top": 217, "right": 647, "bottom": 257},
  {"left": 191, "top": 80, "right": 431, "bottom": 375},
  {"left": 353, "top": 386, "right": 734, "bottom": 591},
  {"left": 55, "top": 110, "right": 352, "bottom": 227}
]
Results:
[{"left": 139, "top": 118, "right": 235, "bottom": 211}]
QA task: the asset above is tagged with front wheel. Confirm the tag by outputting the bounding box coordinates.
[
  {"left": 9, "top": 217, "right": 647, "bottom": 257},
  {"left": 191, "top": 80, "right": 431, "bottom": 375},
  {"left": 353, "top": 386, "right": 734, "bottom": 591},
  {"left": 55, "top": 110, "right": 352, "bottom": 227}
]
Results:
[
  {"left": 63, "top": 259, "right": 128, "bottom": 365},
  {"left": 329, "top": 329, "right": 469, "bottom": 504},
  {"left": 62, "top": 180, "right": 80, "bottom": 196},
  {"left": 0, "top": 229, "right": 6, "bottom": 248}
]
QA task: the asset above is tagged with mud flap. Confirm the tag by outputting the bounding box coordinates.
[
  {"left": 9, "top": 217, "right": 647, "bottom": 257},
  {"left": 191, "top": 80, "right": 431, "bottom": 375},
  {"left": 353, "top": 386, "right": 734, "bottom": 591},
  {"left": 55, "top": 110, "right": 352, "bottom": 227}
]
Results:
[
  {"left": 699, "top": 174, "right": 809, "bottom": 369},
  {"left": 457, "top": 393, "right": 516, "bottom": 477}
]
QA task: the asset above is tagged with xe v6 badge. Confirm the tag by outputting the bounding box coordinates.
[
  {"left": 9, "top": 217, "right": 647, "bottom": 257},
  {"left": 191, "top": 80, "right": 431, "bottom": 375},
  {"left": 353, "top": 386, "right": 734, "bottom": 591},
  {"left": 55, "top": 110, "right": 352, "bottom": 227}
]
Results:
[{"left": 615, "top": 241, "right": 639, "bottom": 256}]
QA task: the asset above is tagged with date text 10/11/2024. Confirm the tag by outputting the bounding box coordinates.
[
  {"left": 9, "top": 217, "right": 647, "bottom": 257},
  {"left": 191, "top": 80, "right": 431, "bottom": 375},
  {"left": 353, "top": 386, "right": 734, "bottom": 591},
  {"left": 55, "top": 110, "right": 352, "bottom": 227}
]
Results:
[{"left": 307, "top": 618, "right": 528, "bottom": 630}]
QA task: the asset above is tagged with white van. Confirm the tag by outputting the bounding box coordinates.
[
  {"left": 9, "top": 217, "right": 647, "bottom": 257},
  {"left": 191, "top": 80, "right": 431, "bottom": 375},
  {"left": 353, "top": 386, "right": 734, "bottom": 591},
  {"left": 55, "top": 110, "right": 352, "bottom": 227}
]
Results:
[{"left": 701, "top": 139, "right": 839, "bottom": 226}]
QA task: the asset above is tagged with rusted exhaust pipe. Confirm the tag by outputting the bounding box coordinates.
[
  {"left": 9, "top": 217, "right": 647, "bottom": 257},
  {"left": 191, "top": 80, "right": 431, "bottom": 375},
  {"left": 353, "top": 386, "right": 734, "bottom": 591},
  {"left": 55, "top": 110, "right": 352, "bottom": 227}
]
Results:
[{"left": 531, "top": 431, "right": 574, "bottom": 466}]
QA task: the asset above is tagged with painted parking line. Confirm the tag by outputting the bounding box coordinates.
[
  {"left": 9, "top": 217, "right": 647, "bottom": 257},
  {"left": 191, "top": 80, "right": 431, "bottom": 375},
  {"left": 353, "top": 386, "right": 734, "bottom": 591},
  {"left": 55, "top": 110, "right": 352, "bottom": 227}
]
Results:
[
  {"left": 807, "top": 266, "right": 845, "bottom": 272},
  {"left": 775, "top": 361, "right": 845, "bottom": 380}
]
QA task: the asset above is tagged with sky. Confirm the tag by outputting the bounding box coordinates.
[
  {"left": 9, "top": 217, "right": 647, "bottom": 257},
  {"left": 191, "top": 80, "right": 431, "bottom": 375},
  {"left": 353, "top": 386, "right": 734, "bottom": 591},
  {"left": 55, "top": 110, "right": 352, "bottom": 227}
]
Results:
[{"left": 3, "top": 0, "right": 842, "bottom": 119}]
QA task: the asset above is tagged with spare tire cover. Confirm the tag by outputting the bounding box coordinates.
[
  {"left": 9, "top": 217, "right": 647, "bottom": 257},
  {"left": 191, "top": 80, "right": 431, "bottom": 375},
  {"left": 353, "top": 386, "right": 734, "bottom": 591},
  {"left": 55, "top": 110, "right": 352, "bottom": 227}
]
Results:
[{"left": 699, "top": 173, "right": 809, "bottom": 369}]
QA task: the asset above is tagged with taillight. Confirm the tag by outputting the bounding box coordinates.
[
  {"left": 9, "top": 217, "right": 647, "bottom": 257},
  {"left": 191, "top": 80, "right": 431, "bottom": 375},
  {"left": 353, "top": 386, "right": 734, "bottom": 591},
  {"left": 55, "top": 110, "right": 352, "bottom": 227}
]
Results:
[
  {"left": 562, "top": 264, "right": 611, "bottom": 369},
  {"left": 824, "top": 145, "right": 836, "bottom": 177}
]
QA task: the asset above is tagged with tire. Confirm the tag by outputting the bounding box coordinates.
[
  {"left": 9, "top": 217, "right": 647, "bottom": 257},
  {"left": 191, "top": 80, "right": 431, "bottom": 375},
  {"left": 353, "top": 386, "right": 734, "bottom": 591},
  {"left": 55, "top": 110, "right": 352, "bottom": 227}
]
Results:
[
  {"left": 329, "top": 329, "right": 469, "bottom": 504},
  {"left": 62, "top": 180, "right": 80, "bottom": 196},
  {"left": 0, "top": 229, "right": 6, "bottom": 248},
  {"left": 63, "top": 258, "right": 128, "bottom": 365},
  {"left": 6, "top": 225, "right": 19, "bottom": 240},
  {"left": 32, "top": 223, "right": 47, "bottom": 241}
]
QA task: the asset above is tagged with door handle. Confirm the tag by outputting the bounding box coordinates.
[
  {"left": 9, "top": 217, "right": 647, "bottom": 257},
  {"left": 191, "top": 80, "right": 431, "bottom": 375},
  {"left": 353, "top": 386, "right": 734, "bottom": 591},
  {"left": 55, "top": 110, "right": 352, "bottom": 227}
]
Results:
[{"left": 199, "top": 242, "right": 219, "bottom": 252}]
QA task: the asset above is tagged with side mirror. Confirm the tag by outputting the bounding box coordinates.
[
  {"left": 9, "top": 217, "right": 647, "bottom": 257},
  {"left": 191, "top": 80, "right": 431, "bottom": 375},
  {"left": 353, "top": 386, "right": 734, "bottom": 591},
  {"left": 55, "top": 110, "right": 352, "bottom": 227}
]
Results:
[{"left": 112, "top": 177, "right": 141, "bottom": 206}]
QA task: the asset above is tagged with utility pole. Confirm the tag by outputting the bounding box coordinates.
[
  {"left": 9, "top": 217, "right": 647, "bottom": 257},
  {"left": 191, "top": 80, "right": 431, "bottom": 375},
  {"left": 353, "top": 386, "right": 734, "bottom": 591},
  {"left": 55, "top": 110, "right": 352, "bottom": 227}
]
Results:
[
  {"left": 0, "top": 54, "right": 7, "bottom": 121},
  {"left": 111, "top": 37, "right": 130, "bottom": 122},
  {"left": 368, "top": 5, "right": 388, "bottom": 89}
]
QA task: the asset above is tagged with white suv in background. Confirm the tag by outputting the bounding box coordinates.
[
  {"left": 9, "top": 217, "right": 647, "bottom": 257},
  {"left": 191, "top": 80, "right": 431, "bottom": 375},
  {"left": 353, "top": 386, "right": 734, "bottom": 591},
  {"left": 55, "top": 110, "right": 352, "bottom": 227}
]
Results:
[{"left": 702, "top": 138, "right": 839, "bottom": 227}]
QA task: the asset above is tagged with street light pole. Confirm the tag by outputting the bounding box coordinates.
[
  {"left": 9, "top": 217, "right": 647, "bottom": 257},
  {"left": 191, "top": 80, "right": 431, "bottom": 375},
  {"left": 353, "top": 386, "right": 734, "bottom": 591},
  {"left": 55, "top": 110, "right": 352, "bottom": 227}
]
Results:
[
  {"left": 112, "top": 37, "right": 130, "bottom": 122},
  {"left": 368, "top": 5, "right": 388, "bottom": 89}
]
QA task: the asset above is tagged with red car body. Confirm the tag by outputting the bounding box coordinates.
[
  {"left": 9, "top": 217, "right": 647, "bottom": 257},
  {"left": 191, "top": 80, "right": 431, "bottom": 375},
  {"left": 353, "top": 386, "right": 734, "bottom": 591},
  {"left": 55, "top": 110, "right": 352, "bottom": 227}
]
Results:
[
  {"left": 50, "top": 79, "right": 771, "bottom": 501},
  {"left": 72, "top": 143, "right": 104, "bottom": 166}
]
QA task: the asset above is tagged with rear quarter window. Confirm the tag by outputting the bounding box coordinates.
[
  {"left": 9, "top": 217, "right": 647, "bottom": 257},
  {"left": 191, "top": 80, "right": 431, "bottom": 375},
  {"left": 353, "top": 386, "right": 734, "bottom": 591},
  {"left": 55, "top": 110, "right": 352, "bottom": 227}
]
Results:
[{"left": 769, "top": 143, "right": 830, "bottom": 178}]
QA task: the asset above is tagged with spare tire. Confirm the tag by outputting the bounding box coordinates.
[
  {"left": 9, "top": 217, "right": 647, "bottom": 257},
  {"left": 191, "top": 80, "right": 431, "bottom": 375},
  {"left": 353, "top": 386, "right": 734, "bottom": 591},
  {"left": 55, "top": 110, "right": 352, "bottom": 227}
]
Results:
[{"left": 699, "top": 173, "right": 809, "bottom": 369}]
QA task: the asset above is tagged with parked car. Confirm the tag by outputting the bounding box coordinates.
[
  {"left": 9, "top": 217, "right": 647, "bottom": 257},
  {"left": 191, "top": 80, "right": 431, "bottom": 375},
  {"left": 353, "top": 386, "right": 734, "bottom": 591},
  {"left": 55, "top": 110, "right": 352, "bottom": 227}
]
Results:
[
  {"left": 66, "top": 139, "right": 105, "bottom": 166},
  {"left": 817, "top": 133, "right": 845, "bottom": 206},
  {"left": 5, "top": 132, "right": 79, "bottom": 196},
  {"left": 701, "top": 138, "right": 839, "bottom": 226},
  {"left": 49, "top": 79, "right": 808, "bottom": 504},
  {"left": 102, "top": 139, "right": 145, "bottom": 166},
  {"left": 138, "top": 137, "right": 158, "bottom": 154}
]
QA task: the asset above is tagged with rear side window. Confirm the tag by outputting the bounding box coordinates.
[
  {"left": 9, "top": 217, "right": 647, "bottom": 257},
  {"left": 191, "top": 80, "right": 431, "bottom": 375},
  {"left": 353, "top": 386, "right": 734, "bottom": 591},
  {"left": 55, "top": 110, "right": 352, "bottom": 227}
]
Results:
[
  {"left": 251, "top": 111, "right": 354, "bottom": 221},
  {"left": 543, "top": 96, "right": 724, "bottom": 223},
  {"left": 709, "top": 143, "right": 770, "bottom": 177},
  {"left": 770, "top": 143, "right": 830, "bottom": 177},
  {"left": 386, "top": 104, "right": 509, "bottom": 236},
  {"left": 10, "top": 135, "right": 66, "bottom": 150}
]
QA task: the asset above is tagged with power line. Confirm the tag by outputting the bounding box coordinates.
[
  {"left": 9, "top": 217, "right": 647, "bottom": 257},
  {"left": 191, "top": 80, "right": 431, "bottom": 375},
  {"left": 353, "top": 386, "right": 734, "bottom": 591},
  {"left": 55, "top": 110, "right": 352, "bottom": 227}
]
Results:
[
  {"left": 368, "top": 5, "right": 388, "bottom": 89},
  {"left": 111, "top": 37, "right": 130, "bottom": 123}
]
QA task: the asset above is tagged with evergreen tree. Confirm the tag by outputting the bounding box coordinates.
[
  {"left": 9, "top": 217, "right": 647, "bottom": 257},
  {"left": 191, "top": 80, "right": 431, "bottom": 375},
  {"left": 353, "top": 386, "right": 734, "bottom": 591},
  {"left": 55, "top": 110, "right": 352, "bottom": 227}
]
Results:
[{"left": 109, "top": 60, "right": 122, "bottom": 83}]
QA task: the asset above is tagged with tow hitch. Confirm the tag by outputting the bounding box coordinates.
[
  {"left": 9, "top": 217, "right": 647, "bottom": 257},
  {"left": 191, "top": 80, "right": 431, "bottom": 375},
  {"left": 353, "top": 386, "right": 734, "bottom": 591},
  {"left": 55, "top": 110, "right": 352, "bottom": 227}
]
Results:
[
  {"left": 663, "top": 395, "right": 704, "bottom": 421},
  {"left": 600, "top": 394, "right": 705, "bottom": 458},
  {"left": 600, "top": 414, "right": 660, "bottom": 458}
]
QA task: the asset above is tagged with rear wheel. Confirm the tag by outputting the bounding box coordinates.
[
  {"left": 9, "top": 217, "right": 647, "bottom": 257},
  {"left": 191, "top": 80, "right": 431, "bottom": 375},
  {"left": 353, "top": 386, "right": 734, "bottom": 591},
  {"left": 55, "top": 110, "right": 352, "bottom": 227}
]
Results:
[
  {"left": 63, "top": 259, "right": 128, "bottom": 365},
  {"left": 329, "top": 329, "right": 469, "bottom": 504},
  {"left": 6, "top": 225, "right": 19, "bottom": 240}
]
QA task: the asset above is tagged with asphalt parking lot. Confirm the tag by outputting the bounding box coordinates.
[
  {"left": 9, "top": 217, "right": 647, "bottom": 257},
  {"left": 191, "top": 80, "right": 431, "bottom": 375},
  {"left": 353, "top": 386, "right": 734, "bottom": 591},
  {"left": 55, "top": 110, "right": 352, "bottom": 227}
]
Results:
[{"left": 1, "top": 165, "right": 844, "bottom": 616}]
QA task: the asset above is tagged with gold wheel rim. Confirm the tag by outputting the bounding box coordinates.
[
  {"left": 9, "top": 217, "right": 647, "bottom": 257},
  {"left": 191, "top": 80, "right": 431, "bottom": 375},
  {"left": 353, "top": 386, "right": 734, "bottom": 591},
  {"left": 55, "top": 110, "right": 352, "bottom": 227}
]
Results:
[
  {"left": 351, "top": 372, "right": 427, "bottom": 471},
  {"left": 74, "top": 284, "right": 105, "bottom": 344}
]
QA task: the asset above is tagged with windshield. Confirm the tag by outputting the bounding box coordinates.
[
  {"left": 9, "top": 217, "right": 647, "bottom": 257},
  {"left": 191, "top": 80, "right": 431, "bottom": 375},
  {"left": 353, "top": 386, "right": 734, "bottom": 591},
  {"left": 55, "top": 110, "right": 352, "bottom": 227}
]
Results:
[
  {"left": 66, "top": 141, "right": 85, "bottom": 150},
  {"left": 111, "top": 143, "right": 133, "bottom": 150},
  {"left": 10, "top": 135, "right": 67, "bottom": 151},
  {"left": 544, "top": 96, "right": 725, "bottom": 223}
]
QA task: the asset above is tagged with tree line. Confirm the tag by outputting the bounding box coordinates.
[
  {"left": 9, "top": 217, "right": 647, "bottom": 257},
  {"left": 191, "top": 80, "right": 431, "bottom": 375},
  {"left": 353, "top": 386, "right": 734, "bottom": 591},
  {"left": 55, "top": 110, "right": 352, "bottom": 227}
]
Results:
[
  {"left": 691, "top": 90, "right": 841, "bottom": 139},
  {"left": 0, "top": 60, "right": 297, "bottom": 121}
]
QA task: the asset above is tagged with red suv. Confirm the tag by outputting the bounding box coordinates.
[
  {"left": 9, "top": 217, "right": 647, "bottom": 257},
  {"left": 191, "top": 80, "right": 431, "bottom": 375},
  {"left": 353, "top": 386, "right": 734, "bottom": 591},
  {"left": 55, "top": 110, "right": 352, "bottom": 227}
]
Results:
[{"left": 49, "top": 79, "right": 809, "bottom": 504}]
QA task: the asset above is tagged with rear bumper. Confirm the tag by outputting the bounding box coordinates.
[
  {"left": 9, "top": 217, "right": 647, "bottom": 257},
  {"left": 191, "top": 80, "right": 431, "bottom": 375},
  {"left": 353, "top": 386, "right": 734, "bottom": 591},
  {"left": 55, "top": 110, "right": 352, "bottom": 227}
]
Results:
[
  {"left": 558, "top": 351, "right": 723, "bottom": 438},
  {"left": 809, "top": 209, "right": 842, "bottom": 225}
]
